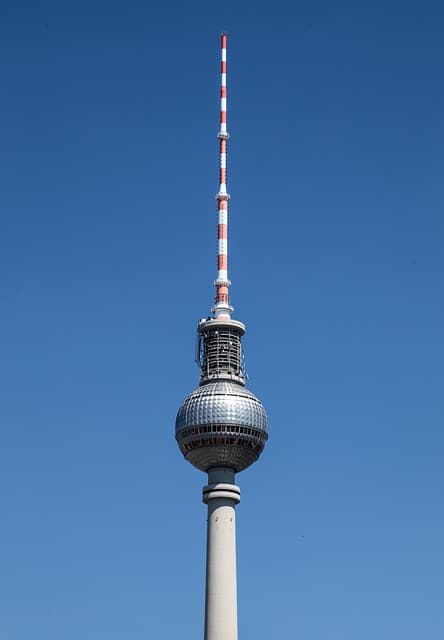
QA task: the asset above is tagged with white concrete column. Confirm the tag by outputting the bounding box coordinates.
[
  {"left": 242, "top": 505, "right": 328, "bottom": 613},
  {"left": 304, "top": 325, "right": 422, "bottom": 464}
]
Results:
[{"left": 202, "top": 467, "right": 240, "bottom": 640}]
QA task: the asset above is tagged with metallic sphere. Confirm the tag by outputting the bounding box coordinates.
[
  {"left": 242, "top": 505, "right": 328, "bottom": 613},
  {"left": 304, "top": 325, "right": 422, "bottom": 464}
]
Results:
[{"left": 175, "top": 381, "right": 268, "bottom": 472}]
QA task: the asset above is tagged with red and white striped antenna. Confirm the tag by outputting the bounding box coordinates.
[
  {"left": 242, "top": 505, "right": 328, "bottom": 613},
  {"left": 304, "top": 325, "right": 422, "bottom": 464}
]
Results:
[{"left": 212, "top": 33, "right": 233, "bottom": 320}]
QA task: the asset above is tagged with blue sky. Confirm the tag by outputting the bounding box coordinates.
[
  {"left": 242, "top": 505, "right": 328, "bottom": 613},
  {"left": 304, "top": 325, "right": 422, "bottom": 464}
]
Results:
[{"left": 1, "top": 1, "right": 443, "bottom": 638}]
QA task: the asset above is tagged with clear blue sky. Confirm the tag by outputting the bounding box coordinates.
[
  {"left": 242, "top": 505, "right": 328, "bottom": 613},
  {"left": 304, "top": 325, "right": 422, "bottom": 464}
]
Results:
[{"left": 1, "top": 1, "right": 443, "bottom": 638}]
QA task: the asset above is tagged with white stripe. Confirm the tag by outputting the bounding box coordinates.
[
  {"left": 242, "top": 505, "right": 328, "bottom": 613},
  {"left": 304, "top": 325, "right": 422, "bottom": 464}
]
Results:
[
  {"left": 218, "top": 239, "right": 228, "bottom": 254},
  {"left": 218, "top": 184, "right": 227, "bottom": 195},
  {"left": 220, "top": 153, "right": 226, "bottom": 168},
  {"left": 220, "top": 123, "right": 227, "bottom": 133},
  {"left": 218, "top": 269, "right": 228, "bottom": 280},
  {"left": 221, "top": 49, "right": 226, "bottom": 62},
  {"left": 220, "top": 98, "right": 227, "bottom": 111},
  {"left": 221, "top": 73, "right": 226, "bottom": 86},
  {"left": 218, "top": 210, "right": 228, "bottom": 225}
]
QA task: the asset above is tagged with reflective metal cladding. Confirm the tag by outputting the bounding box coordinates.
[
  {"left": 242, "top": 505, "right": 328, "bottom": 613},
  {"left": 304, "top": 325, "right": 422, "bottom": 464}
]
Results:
[
  {"left": 176, "top": 381, "right": 268, "bottom": 432},
  {"left": 175, "top": 381, "right": 268, "bottom": 472}
]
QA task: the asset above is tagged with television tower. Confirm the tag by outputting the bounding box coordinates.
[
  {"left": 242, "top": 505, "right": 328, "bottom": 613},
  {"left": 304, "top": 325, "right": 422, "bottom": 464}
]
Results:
[{"left": 175, "top": 34, "right": 268, "bottom": 640}]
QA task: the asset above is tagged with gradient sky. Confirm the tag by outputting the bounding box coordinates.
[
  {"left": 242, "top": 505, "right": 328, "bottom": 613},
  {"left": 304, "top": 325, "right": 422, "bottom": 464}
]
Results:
[{"left": 1, "top": 1, "right": 443, "bottom": 639}]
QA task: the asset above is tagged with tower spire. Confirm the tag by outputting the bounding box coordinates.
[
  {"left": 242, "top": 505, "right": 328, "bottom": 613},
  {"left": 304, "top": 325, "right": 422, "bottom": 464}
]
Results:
[{"left": 213, "top": 33, "right": 232, "bottom": 319}]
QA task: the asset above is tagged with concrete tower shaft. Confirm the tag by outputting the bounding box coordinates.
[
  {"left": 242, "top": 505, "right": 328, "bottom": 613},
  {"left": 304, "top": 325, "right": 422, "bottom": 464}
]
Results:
[{"left": 203, "top": 468, "right": 240, "bottom": 640}]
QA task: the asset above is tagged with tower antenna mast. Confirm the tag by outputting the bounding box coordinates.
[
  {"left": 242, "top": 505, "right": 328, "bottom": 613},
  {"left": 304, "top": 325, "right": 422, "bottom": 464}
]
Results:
[{"left": 213, "top": 33, "right": 232, "bottom": 319}]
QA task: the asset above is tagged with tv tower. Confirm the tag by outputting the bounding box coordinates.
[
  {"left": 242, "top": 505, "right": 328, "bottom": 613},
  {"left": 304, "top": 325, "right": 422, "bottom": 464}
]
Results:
[{"left": 175, "top": 34, "right": 268, "bottom": 640}]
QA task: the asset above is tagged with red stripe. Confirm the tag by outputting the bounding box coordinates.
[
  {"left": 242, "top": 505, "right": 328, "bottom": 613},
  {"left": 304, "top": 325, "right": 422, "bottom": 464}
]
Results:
[
  {"left": 218, "top": 255, "right": 228, "bottom": 269},
  {"left": 218, "top": 224, "right": 228, "bottom": 239},
  {"left": 216, "top": 287, "right": 229, "bottom": 301}
]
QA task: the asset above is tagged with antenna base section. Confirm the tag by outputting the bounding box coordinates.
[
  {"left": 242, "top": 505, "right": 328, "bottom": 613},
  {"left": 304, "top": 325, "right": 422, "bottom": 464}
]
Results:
[
  {"left": 212, "top": 303, "right": 234, "bottom": 320},
  {"left": 197, "top": 317, "right": 246, "bottom": 385}
]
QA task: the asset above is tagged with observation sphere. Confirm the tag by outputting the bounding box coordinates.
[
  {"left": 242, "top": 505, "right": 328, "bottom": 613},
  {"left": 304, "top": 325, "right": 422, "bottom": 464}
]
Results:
[{"left": 175, "top": 381, "right": 268, "bottom": 472}]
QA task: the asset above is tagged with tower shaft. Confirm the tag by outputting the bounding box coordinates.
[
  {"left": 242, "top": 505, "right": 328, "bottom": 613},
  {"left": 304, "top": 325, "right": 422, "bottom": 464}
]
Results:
[{"left": 203, "top": 468, "right": 240, "bottom": 640}]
